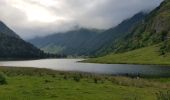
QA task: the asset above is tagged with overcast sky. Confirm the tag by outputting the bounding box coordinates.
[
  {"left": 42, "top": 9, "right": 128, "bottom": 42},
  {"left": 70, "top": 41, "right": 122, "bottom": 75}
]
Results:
[{"left": 0, "top": 0, "right": 163, "bottom": 39}]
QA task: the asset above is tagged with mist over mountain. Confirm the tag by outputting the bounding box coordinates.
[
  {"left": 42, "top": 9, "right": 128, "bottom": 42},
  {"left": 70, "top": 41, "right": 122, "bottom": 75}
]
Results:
[
  {"left": 0, "top": 0, "right": 166, "bottom": 59},
  {"left": 0, "top": 0, "right": 163, "bottom": 39},
  {"left": 29, "top": 12, "right": 146, "bottom": 56}
]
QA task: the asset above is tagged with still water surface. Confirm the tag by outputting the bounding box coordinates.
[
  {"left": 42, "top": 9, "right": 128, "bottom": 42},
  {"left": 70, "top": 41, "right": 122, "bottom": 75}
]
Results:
[{"left": 0, "top": 59, "right": 170, "bottom": 76}]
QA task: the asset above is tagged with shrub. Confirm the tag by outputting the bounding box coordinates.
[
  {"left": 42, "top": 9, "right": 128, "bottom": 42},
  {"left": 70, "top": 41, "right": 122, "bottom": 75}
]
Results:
[
  {"left": 0, "top": 72, "right": 7, "bottom": 85},
  {"left": 159, "top": 40, "right": 170, "bottom": 55},
  {"left": 44, "top": 79, "right": 52, "bottom": 83},
  {"left": 73, "top": 75, "right": 81, "bottom": 82},
  {"left": 63, "top": 75, "right": 68, "bottom": 80},
  {"left": 94, "top": 78, "right": 98, "bottom": 84},
  {"left": 161, "top": 30, "right": 168, "bottom": 41}
]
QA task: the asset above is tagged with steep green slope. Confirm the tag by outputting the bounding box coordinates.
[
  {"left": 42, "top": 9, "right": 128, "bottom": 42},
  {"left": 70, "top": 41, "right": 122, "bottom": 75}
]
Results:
[
  {"left": 87, "top": 0, "right": 170, "bottom": 65},
  {"left": 105, "top": 0, "right": 170, "bottom": 54},
  {"left": 29, "top": 12, "right": 146, "bottom": 56},
  {"left": 86, "top": 45, "right": 170, "bottom": 65}
]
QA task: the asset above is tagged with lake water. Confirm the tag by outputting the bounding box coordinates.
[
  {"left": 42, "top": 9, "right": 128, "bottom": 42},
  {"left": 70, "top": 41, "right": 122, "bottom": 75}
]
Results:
[{"left": 0, "top": 59, "right": 170, "bottom": 76}]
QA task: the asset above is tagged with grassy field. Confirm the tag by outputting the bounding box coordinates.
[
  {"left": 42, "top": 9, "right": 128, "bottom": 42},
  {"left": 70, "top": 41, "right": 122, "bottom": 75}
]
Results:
[
  {"left": 86, "top": 45, "right": 170, "bottom": 65},
  {"left": 0, "top": 66, "right": 170, "bottom": 100}
]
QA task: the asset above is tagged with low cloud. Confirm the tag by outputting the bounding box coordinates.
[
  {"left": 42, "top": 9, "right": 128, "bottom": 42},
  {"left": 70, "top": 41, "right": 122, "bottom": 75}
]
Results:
[{"left": 0, "top": 0, "right": 163, "bottom": 39}]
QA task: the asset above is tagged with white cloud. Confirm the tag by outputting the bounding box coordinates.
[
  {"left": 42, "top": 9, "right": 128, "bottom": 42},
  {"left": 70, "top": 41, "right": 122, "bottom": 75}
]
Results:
[{"left": 0, "top": 0, "right": 163, "bottom": 39}]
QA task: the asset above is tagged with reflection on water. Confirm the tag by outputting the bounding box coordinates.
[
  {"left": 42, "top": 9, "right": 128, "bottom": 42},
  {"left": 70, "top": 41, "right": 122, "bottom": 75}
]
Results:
[{"left": 0, "top": 59, "right": 170, "bottom": 76}]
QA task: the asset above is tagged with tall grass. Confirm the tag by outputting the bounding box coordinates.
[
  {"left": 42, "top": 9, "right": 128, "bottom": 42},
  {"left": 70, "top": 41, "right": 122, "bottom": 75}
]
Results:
[{"left": 156, "top": 91, "right": 170, "bottom": 100}]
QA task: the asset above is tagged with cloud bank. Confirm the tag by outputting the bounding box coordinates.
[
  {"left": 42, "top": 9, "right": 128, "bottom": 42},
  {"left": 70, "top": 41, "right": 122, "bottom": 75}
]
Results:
[{"left": 0, "top": 0, "right": 163, "bottom": 39}]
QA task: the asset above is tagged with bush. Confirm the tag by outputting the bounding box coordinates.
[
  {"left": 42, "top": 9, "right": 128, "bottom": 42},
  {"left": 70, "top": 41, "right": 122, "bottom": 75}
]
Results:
[
  {"left": 0, "top": 72, "right": 7, "bottom": 85},
  {"left": 73, "top": 75, "right": 81, "bottom": 82},
  {"left": 159, "top": 40, "right": 170, "bottom": 55},
  {"left": 161, "top": 30, "right": 168, "bottom": 41},
  {"left": 63, "top": 75, "right": 68, "bottom": 80}
]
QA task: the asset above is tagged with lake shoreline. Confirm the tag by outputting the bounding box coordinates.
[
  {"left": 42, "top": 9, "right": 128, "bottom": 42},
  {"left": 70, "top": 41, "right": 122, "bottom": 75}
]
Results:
[
  {"left": 1, "top": 66, "right": 170, "bottom": 78},
  {"left": 0, "top": 59, "right": 170, "bottom": 77},
  {"left": 2, "top": 58, "right": 170, "bottom": 66},
  {"left": 1, "top": 65, "right": 170, "bottom": 79},
  {"left": 82, "top": 59, "right": 170, "bottom": 67}
]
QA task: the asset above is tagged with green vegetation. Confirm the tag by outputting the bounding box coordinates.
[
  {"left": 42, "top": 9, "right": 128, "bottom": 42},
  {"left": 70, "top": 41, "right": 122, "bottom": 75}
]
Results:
[
  {"left": 160, "top": 40, "right": 170, "bottom": 55},
  {"left": 0, "top": 21, "right": 66, "bottom": 59},
  {"left": 95, "top": 0, "right": 170, "bottom": 58},
  {"left": 0, "top": 21, "right": 45, "bottom": 59},
  {"left": 0, "top": 32, "right": 66, "bottom": 59},
  {"left": 86, "top": 45, "right": 170, "bottom": 65},
  {"left": 0, "top": 66, "right": 170, "bottom": 100},
  {"left": 86, "top": 0, "right": 170, "bottom": 65},
  {"left": 0, "top": 72, "right": 7, "bottom": 85},
  {"left": 156, "top": 91, "right": 170, "bottom": 100},
  {"left": 42, "top": 45, "right": 65, "bottom": 54},
  {"left": 0, "top": 32, "right": 44, "bottom": 59}
]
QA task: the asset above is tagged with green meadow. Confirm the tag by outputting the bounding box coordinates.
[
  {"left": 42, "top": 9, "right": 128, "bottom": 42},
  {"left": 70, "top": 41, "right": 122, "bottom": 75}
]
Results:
[
  {"left": 0, "top": 66, "right": 170, "bottom": 100},
  {"left": 86, "top": 45, "right": 170, "bottom": 65}
]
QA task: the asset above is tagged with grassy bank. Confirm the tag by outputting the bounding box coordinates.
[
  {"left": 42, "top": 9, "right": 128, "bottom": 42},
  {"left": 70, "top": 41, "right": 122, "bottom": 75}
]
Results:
[
  {"left": 86, "top": 45, "right": 170, "bottom": 65},
  {"left": 0, "top": 66, "right": 170, "bottom": 100}
]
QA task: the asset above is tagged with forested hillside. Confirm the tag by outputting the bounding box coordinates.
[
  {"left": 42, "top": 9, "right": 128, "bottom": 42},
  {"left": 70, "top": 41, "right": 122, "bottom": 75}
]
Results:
[
  {"left": 0, "top": 21, "right": 52, "bottom": 59},
  {"left": 0, "top": 32, "right": 45, "bottom": 59}
]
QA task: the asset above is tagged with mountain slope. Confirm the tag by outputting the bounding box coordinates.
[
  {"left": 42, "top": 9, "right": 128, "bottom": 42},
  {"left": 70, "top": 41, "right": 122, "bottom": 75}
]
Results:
[
  {"left": 29, "top": 12, "right": 146, "bottom": 56},
  {"left": 87, "top": 0, "right": 170, "bottom": 65},
  {"left": 86, "top": 45, "right": 170, "bottom": 65},
  {"left": 92, "top": 12, "right": 146, "bottom": 56},
  {"left": 0, "top": 21, "right": 45, "bottom": 59},
  {"left": 29, "top": 28, "right": 100, "bottom": 56},
  {"left": 0, "top": 21, "right": 20, "bottom": 38},
  {"left": 108, "top": 0, "right": 170, "bottom": 54}
]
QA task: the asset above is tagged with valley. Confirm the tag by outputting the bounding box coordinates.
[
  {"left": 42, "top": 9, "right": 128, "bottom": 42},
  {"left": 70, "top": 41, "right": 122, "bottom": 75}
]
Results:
[{"left": 0, "top": 0, "right": 170, "bottom": 100}]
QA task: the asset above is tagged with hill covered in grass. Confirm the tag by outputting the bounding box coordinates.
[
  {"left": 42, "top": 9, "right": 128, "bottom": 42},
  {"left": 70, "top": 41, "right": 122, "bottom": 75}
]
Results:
[{"left": 86, "top": 45, "right": 170, "bottom": 65}]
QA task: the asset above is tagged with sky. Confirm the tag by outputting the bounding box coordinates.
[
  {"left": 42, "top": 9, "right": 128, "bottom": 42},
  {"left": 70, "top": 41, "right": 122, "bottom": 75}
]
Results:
[{"left": 0, "top": 0, "right": 163, "bottom": 39}]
